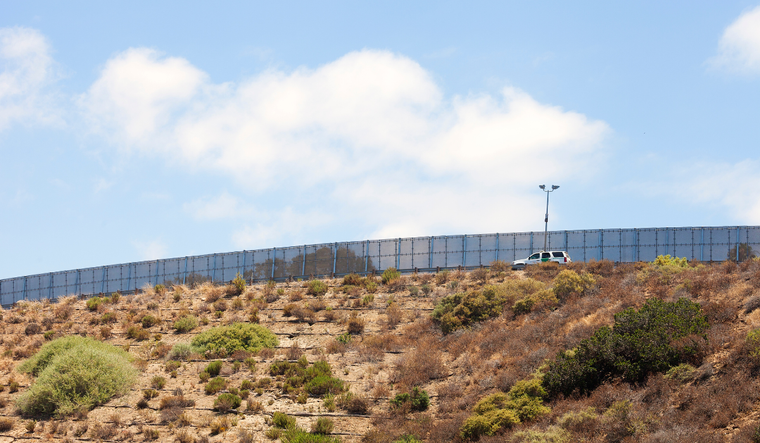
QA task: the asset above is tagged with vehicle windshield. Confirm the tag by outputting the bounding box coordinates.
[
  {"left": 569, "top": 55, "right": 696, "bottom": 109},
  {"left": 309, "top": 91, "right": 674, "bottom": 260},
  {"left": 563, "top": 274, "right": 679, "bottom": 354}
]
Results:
[{"left": 529, "top": 253, "right": 540, "bottom": 260}]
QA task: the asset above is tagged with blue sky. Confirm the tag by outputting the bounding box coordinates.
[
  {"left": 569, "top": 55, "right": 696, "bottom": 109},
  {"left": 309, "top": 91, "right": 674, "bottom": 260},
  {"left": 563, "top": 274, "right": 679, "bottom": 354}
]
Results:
[{"left": 2, "top": 1, "right": 760, "bottom": 279}]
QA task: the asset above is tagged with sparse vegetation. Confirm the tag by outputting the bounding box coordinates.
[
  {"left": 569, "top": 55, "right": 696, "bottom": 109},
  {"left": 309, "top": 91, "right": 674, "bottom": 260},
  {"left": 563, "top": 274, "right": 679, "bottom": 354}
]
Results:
[
  {"left": 1, "top": 260, "right": 759, "bottom": 441},
  {"left": 173, "top": 314, "right": 198, "bottom": 333}
]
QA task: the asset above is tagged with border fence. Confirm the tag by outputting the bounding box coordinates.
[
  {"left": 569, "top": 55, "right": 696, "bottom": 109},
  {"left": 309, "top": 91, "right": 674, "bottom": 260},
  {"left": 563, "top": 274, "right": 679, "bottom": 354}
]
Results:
[{"left": 1, "top": 225, "right": 758, "bottom": 306}]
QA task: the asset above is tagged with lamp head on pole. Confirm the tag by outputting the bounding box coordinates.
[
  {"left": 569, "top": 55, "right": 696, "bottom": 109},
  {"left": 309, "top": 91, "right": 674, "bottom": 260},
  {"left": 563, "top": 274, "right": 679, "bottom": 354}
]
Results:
[
  {"left": 539, "top": 184, "right": 546, "bottom": 190},
  {"left": 552, "top": 185, "right": 559, "bottom": 190}
]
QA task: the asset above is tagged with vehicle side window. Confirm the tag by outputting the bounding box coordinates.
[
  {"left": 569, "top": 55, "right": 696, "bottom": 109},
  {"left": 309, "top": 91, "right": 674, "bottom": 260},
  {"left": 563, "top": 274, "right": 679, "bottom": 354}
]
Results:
[
  {"left": 529, "top": 253, "right": 540, "bottom": 260},
  {"left": 552, "top": 252, "right": 564, "bottom": 258},
  {"left": 541, "top": 252, "right": 551, "bottom": 258}
]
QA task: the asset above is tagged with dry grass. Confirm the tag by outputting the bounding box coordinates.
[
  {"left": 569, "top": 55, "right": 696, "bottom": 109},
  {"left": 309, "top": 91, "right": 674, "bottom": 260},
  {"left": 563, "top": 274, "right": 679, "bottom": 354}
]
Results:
[{"left": 0, "top": 261, "right": 759, "bottom": 442}]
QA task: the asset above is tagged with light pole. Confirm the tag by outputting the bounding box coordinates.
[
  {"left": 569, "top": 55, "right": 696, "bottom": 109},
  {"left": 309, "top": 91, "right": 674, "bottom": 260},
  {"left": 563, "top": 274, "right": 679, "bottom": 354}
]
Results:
[{"left": 539, "top": 185, "right": 559, "bottom": 251}]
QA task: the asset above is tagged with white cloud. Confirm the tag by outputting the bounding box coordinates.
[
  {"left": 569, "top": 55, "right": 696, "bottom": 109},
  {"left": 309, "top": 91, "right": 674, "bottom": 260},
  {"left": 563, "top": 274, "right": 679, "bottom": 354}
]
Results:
[
  {"left": 133, "top": 239, "right": 168, "bottom": 261},
  {"left": 710, "top": 6, "right": 760, "bottom": 75},
  {"left": 184, "top": 192, "right": 252, "bottom": 221},
  {"left": 82, "top": 48, "right": 610, "bottom": 239},
  {"left": 231, "top": 208, "right": 334, "bottom": 249},
  {"left": 79, "top": 48, "right": 207, "bottom": 144},
  {"left": 0, "top": 27, "right": 60, "bottom": 131},
  {"left": 677, "top": 160, "right": 760, "bottom": 223}
]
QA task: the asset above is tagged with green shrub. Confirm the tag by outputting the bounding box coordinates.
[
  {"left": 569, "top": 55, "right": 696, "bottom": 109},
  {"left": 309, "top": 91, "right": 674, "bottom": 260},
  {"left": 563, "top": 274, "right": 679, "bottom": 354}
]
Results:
[
  {"left": 18, "top": 336, "right": 122, "bottom": 377},
  {"left": 552, "top": 270, "right": 596, "bottom": 301},
  {"left": 542, "top": 298, "right": 709, "bottom": 398},
  {"left": 213, "top": 393, "right": 241, "bottom": 411},
  {"left": 365, "top": 281, "right": 378, "bottom": 293},
  {"left": 652, "top": 254, "right": 689, "bottom": 268},
  {"left": 141, "top": 315, "right": 159, "bottom": 328},
  {"left": 460, "top": 376, "right": 549, "bottom": 439},
  {"left": 191, "top": 323, "right": 279, "bottom": 355},
  {"left": 393, "top": 436, "right": 423, "bottom": 443},
  {"left": 336, "top": 391, "right": 369, "bottom": 414},
  {"left": 154, "top": 284, "right": 167, "bottom": 295},
  {"left": 165, "top": 360, "right": 181, "bottom": 372},
  {"left": 205, "top": 361, "right": 223, "bottom": 377},
  {"left": 16, "top": 337, "right": 136, "bottom": 416},
  {"left": 382, "top": 267, "right": 401, "bottom": 285},
  {"left": 86, "top": 297, "right": 104, "bottom": 311},
  {"left": 432, "top": 279, "right": 548, "bottom": 333},
  {"left": 511, "top": 427, "right": 571, "bottom": 443},
  {"left": 173, "top": 315, "right": 198, "bottom": 333},
  {"left": 99, "top": 312, "right": 117, "bottom": 324},
  {"left": 390, "top": 387, "right": 430, "bottom": 412},
  {"left": 664, "top": 363, "right": 697, "bottom": 383},
  {"left": 231, "top": 272, "right": 246, "bottom": 295},
  {"left": 747, "top": 329, "right": 760, "bottom": 358},
  {"left": 273, "top": 411, "right": 297, "bottom": 429},
  {"left": 311, "top": 416, "right": 334, "bottom": 434},
  {"left": 307, "top": 280, "right": 328, "bottom": 297},
  {"left": 126, "top": 326, "right": 150, "bottom": 341},
  {"left": 282, "top": 426, "right": 342, "bottom": 442},
  {"left": 151, "top": 376, "right": 166, "bottom": 389},
  {"left": 460, "top": 408, "right": 520, "bottom": 440},
  {"left": 205, "top": 377, "right": 227, "bottom": 395},
  {"left": 305, "top": 376, "right": 346, "bottom": 396},
  {"left": 342, "top": 274, "right": 364, "bottom": 286}
]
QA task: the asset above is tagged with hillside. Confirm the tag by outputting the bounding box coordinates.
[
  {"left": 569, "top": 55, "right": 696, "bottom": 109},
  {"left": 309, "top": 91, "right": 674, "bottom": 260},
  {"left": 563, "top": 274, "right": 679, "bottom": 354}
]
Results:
[{"left": 0, "top": 258, "right": 759, "bottom": 442}]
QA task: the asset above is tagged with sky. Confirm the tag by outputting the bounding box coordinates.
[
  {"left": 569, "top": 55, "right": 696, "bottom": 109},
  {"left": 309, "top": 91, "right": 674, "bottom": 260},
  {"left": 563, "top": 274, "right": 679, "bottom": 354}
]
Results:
[{"left": 1, "top": 1, "right": 760, "bottom": 279}]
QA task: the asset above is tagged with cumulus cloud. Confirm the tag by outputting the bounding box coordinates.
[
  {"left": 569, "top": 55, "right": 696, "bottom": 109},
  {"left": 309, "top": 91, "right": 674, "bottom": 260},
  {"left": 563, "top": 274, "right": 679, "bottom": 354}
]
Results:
[
  {"left": 79, "top": 48, "right": 207, "bottom": 144},
  {"left": 81, "top": 48, "right": 610, "bottom": 242},
  {"left": 710, "top": 6, "right": 760, "bottom": 75},
  {"left": 677, "top": 160, "right": 760, "bottom": 223},
  {"left": 0, "top": 27, "right": 60, "bottom": 131}
]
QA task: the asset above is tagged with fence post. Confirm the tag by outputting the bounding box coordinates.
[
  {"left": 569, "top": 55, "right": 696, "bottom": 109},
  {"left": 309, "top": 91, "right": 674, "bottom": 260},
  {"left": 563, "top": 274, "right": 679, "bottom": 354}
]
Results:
[
  {"left": 666, "top": 230, "right": 670, "bottom": 257},
  {"left": 101, "top": 267, "right": 106, "bottom": 294},
  {"left": 495, "top": 234, "right": 500, "bottom": 262},
  {"left": 303, "top": 246, "right": 308, "bottom": 277},
  {"left": 333, "top": 243, "right": 338, "bottom": 275},
  {"left": 463, "top": 236, "right": 467, "bottom": 269},
  {"left": 737, "top": 228, "right": 741, "bottom": 261},
  {"left": 270, "top": 248, "right": 276, "bottom": 280},
  {"left": 599, "top": 231, "right": 604, "bottom": 260},
  {"left": 23, "top": 276, "right": 27, "bottom": 301},
  {"left": 182, "top": 257, "right": 188, "bottom": 285},
  {"left": 529, "top": 232, "right": 534, "bottom": 254},
  {"left": 241, "top": 250, "right": 246, "bottom": 278},
  {"left": 396, "top": 238, "right": 401, "bottom": 270},
  {"left": 634, "top": 229, "right": 639, "bottom": 262},
  {"left": 444, "top": 236, "right": 448, "bottom": 268},
  {"left": 364, "top": 241, "right": 369, "bottom": 273},
  {"left": 48, "top": 273, "right": 53, "bottom": 299},
  {"left": 411, "top": 238, "right": 415, "bottom": 269},
  {"left": 429, "top": 237, "right": 434, "bottom": 269}
]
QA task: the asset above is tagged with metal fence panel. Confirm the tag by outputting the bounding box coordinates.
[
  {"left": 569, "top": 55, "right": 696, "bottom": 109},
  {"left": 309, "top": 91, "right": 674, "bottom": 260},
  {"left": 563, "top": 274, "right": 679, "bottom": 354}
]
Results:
[
  {"left": 4, "top": 225, "right": 760, "bottom": 304},
  {"left": 411, "top": 237, "right": 431, "bottom": 270}
]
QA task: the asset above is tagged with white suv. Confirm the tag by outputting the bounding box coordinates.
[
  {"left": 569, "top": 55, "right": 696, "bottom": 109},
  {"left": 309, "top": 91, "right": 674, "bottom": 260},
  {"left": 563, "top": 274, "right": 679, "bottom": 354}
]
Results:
[{"left": 511, "top": 251, "right": 572, "bottom": 270}]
